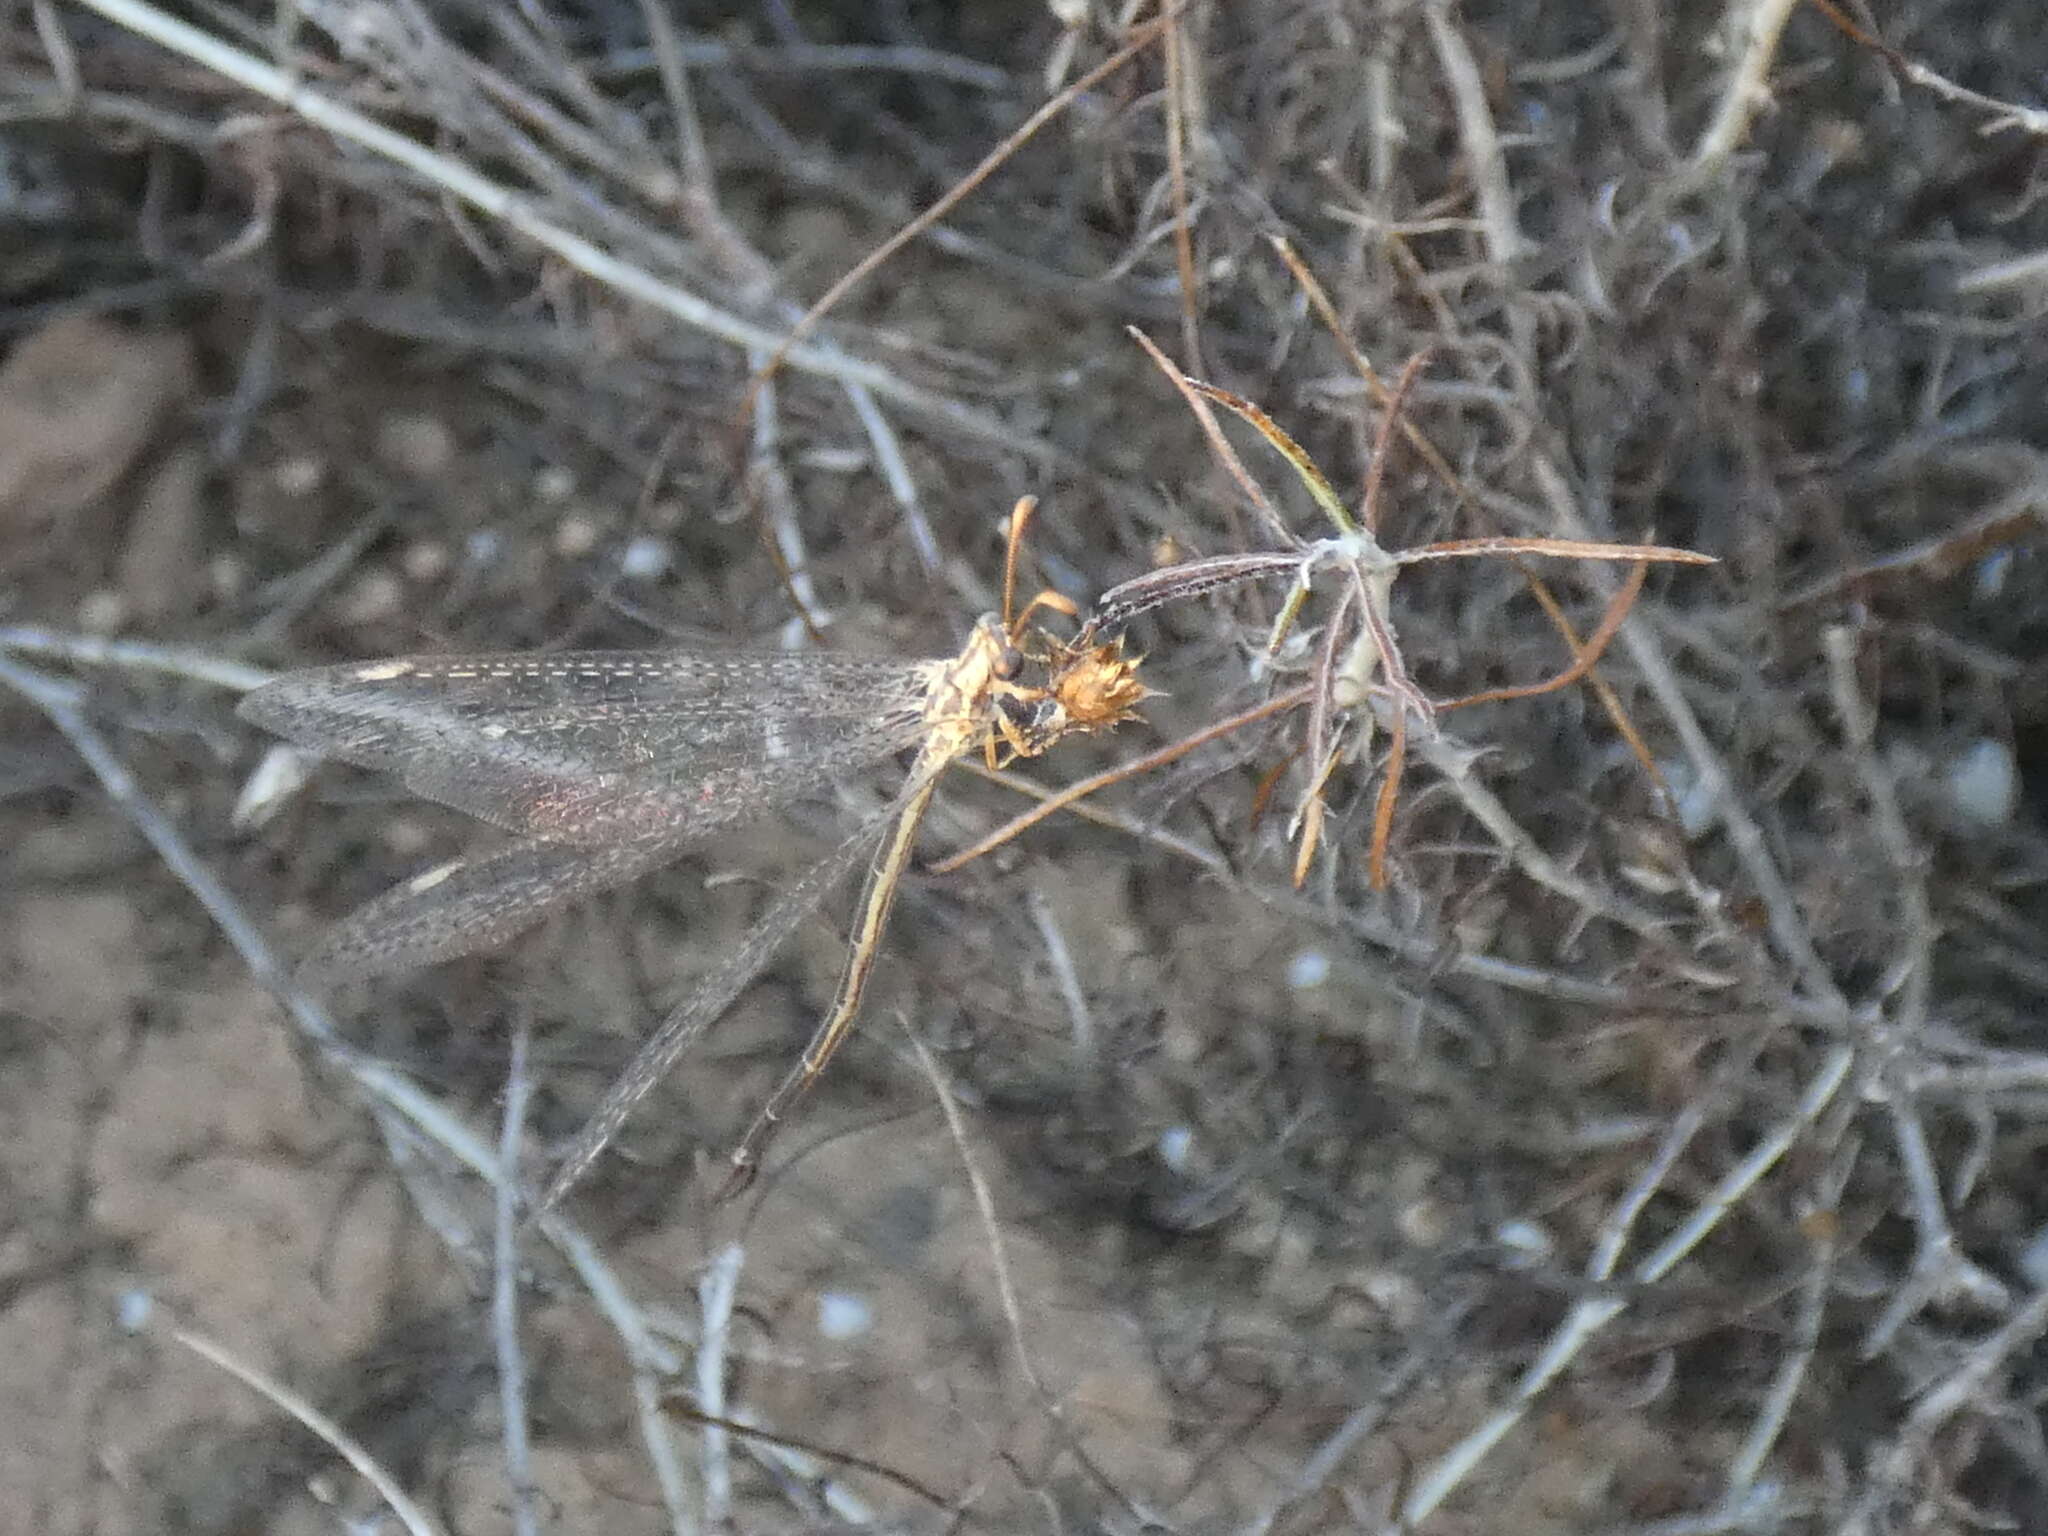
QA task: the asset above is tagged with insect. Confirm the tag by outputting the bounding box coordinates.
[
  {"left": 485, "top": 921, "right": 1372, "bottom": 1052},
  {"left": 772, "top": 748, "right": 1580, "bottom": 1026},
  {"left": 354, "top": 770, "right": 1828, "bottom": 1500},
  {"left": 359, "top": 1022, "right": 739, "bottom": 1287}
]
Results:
[{"left": 239, "top": 500, "right": 1148, "bottom": 1207}]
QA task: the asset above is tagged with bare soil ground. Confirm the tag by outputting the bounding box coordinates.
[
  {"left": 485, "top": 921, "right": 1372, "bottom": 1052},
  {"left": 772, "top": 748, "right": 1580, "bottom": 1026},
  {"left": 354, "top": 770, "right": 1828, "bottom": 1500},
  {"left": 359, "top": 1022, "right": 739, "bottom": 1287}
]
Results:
[{"left": 4, "top": 3, "right": 2047, "bottom": 1533}]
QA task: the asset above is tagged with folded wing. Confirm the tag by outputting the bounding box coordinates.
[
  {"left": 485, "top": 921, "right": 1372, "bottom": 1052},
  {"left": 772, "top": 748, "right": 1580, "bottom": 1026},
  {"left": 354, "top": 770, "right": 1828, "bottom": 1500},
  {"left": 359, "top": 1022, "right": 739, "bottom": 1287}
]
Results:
[
  {"left": 239, "top": 649, "right": 936, "bottom": 846},
  {"left": 295, "top": 836, "right": 681, "bottom": 980}
]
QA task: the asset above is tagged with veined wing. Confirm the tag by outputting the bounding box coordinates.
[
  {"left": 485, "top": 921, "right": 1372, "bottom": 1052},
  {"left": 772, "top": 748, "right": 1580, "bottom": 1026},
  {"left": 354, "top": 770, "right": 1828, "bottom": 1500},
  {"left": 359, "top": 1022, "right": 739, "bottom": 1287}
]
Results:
[
  {"left": 239, "top": 648, "right": 939, "bottom": 846},
  {"left": 296, "top": 834, "right": 682, "bottom": 981},
  {"left": 536, "top": 787, "right": 911, "bottom": 1211}
]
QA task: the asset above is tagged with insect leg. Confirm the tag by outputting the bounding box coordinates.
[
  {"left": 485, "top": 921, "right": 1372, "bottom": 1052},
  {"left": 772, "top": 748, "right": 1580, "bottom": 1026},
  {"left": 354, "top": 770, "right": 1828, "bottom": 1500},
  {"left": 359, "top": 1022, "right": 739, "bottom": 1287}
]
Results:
[
  {"left": 722, "top": 765, "right": 945, "bottom": 1193},
  {"left": 534, "top": 796, "right": 901, "bottom": 1216}
]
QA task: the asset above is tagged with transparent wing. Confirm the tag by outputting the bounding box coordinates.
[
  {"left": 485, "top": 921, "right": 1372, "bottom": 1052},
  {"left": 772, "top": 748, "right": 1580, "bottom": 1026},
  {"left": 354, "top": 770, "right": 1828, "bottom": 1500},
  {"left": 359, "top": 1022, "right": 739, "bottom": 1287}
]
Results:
[
  {"left": 296, "top": 835, "right": 681, "bottom": 981},
  {"left": 536, "top": 791, "right": 910, "bottom": 1213},
  {"left": 239, "top": 649, "right": 936, "bottom": 845}
]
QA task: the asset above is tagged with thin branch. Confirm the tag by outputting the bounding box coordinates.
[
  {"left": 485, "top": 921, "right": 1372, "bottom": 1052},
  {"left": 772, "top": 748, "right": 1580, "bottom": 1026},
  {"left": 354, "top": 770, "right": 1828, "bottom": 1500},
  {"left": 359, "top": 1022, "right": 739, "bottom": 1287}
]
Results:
[
  {"left": 1423, "top": 0, "right": 1529, "bottom": 263},
  {"left": 170, "top": 1326, "right": 444, "bottom": 1536},
  {"left": 492, "top": 1023, "right": 539, "bottom": 1536},
  {"left": 1688, "top": 0, "right": 1804, "bottom": 176},
  {"left": 1398, "top": 1043, "right": 1856, "bottom": 1527},
  {"left": 905, "top": 1030, "right": 1152, "bottom": 1527},
  {"left": 1527, "top": 455, "right": 1847, "bottom": 1016},
  {"left": 1240, "top": 1314, "right": 1463, "bottom": 1536},
  {"left": 1724, "top": 1157, "right": 1849, "bottom": 1494},
  {"left": 1807, "top": 0, "right": 2048, "bottom": 140},
  {"left": 1847, "top": 1285, "right": 2048, "bottom": 1530},
  {"left": 1404, "top": 725, "right": 1683, "bottom": 948},
  {"left": 1028, "top": 885, "right": 1096, "bottom": 1068},
  {"left": 67, "top": 0, "right": 1048, "bottom": 456},
  {"left": 1824, "top": 626, "right": 2010, "bottom": 1348},
  {"left": 0, "top": 625, "right": 271, "bottom": 691},
  {"left": 1128, "top": 326, "right": 1304, "bottom": 547},
  {"left": 695, "top": 1244, "right": 744, "bottom": 1530},
  {"left": 744, "top": 4, "right": 1188, "bottom": 401},
  {"left": 1160, "top": 2, "right": 1204, "bottom": 367}
]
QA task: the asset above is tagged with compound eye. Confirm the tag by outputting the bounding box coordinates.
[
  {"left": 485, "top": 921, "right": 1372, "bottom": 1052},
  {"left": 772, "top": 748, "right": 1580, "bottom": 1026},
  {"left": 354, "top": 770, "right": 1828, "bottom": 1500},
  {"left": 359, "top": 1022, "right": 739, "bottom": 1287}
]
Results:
[{"left": 994, "top": 645, "right": 1025, "bottom": 680}]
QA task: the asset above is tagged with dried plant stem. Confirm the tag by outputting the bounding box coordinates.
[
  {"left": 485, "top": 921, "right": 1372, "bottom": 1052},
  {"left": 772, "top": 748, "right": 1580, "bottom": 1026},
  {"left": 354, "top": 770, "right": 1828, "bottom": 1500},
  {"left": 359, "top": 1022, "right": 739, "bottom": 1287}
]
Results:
[
  {"left": 745, "top": 4, "right": 1188, "bottom": 399},
  {"left": 66, "top": 0, "right": 1042, "bottom": 455},
  {"left": 30, "top": 0, "right": 79, "bottom": 100},
  {"left": 1952, "top": 247, "right": 2048, "bottom": 298},
  {"left": 907, "top": 1031, "right": 1150, "bottom": 1526},
  {"left": 1901, "top": 1284, "right": 2048, "bottom": 1435},
  {"left": 1808, "top": 0, "right": 2048, "bottom": 141},
  {"left": 0, "top": 653, "right": 334, "bottom": 1048},
  {"left": 1845, "top": 1285, "right": 2048, "bottom": 1534},
  {"left": 170, "top": 1326, "right": 443, "bottom": 1536},
  {"left": 1404, "top": 726, "right": 1679, "bottom": 948},
  {"left": 1398, "top": 1042, "right": 1855, "bottom": 1527},
  {"left": 1823, "top": 626, "right": 2011, "bottom": 1347},
  {"left": 634, "top": 0, "right": 714, "bottom": 196},
  {"left": 695, "top": 1244, "right": 744, "bottom": 1529},
  {"left": 1268, "top": 236, "right": 1468, "bottom": 513},
  {"left": 744, "top": 353, "right": 835, "bottom": 643},
  {"left": 967, "top": 746, "right": 1716, "bottom": 1014},
  {"left": 909, "top": 1034, "right": 1047, "bottom": 1401},
  {"left": 0, "top": 625, "right": 270, "bottom": 691},
  {"left": 492, "top": 1025, "right": 540, "bottom": 1536},
  {"left": 1272, "top": 239, "right": 1684, "bottom": 795},
  {"left": 1586, "top": 1044, "right": 1766, "bottom": 1286},
  {"left": 1240, "top": 1315, "right": 1462, "bottom": 1536},
  {"left": 639, "top": 5, "right": 943, "bottom": 579},
  {"left": 1126, "top": 325, "right": 1305, "bottom": 547},
  {"left": 1114, "top": 343, "right": 1711, "bottom": 890},
  {"left": 956, "top": 756, "right": 1226, "bottom": 871},
  {"left": 1689, "top": 0, "right": 1804, "bottom": 175},
  {"left": 1160, "top": 1, "right": 1204, "bottom": 366},
  {"left": 1027, "top": 885, "right": 1097, "bottom": 1068},
  {"left": 634, "top": 1373, "right": 698, "bottom": 1535},
  {"left": 1820, "top": 628, "right": 1930, "bottom": 1030},
  {"left": 1527, "top": 456, "right": 1845, "bottom": 1015},
  {"left": 1423, "top": 0, "right": 1529, "bottom": 264},
  {"left": 1725, "top": 1190, "right": 1841, "bottom": 1493}
]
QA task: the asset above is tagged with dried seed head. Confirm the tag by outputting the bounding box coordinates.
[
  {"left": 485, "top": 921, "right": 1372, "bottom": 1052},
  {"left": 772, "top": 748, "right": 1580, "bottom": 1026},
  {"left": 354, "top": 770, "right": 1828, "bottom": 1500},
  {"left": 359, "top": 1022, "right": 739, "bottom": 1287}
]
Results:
[{"left": 1049, "top": 638, "right": 1151, "bottom": 733}]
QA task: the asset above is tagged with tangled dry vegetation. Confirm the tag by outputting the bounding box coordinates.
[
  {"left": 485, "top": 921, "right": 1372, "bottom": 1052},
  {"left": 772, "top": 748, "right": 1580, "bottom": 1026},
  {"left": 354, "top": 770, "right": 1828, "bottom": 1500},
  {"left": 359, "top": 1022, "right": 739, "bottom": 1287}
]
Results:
[{"left": 4, "top": 2, "right": 2047, "bottom": 1532}]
